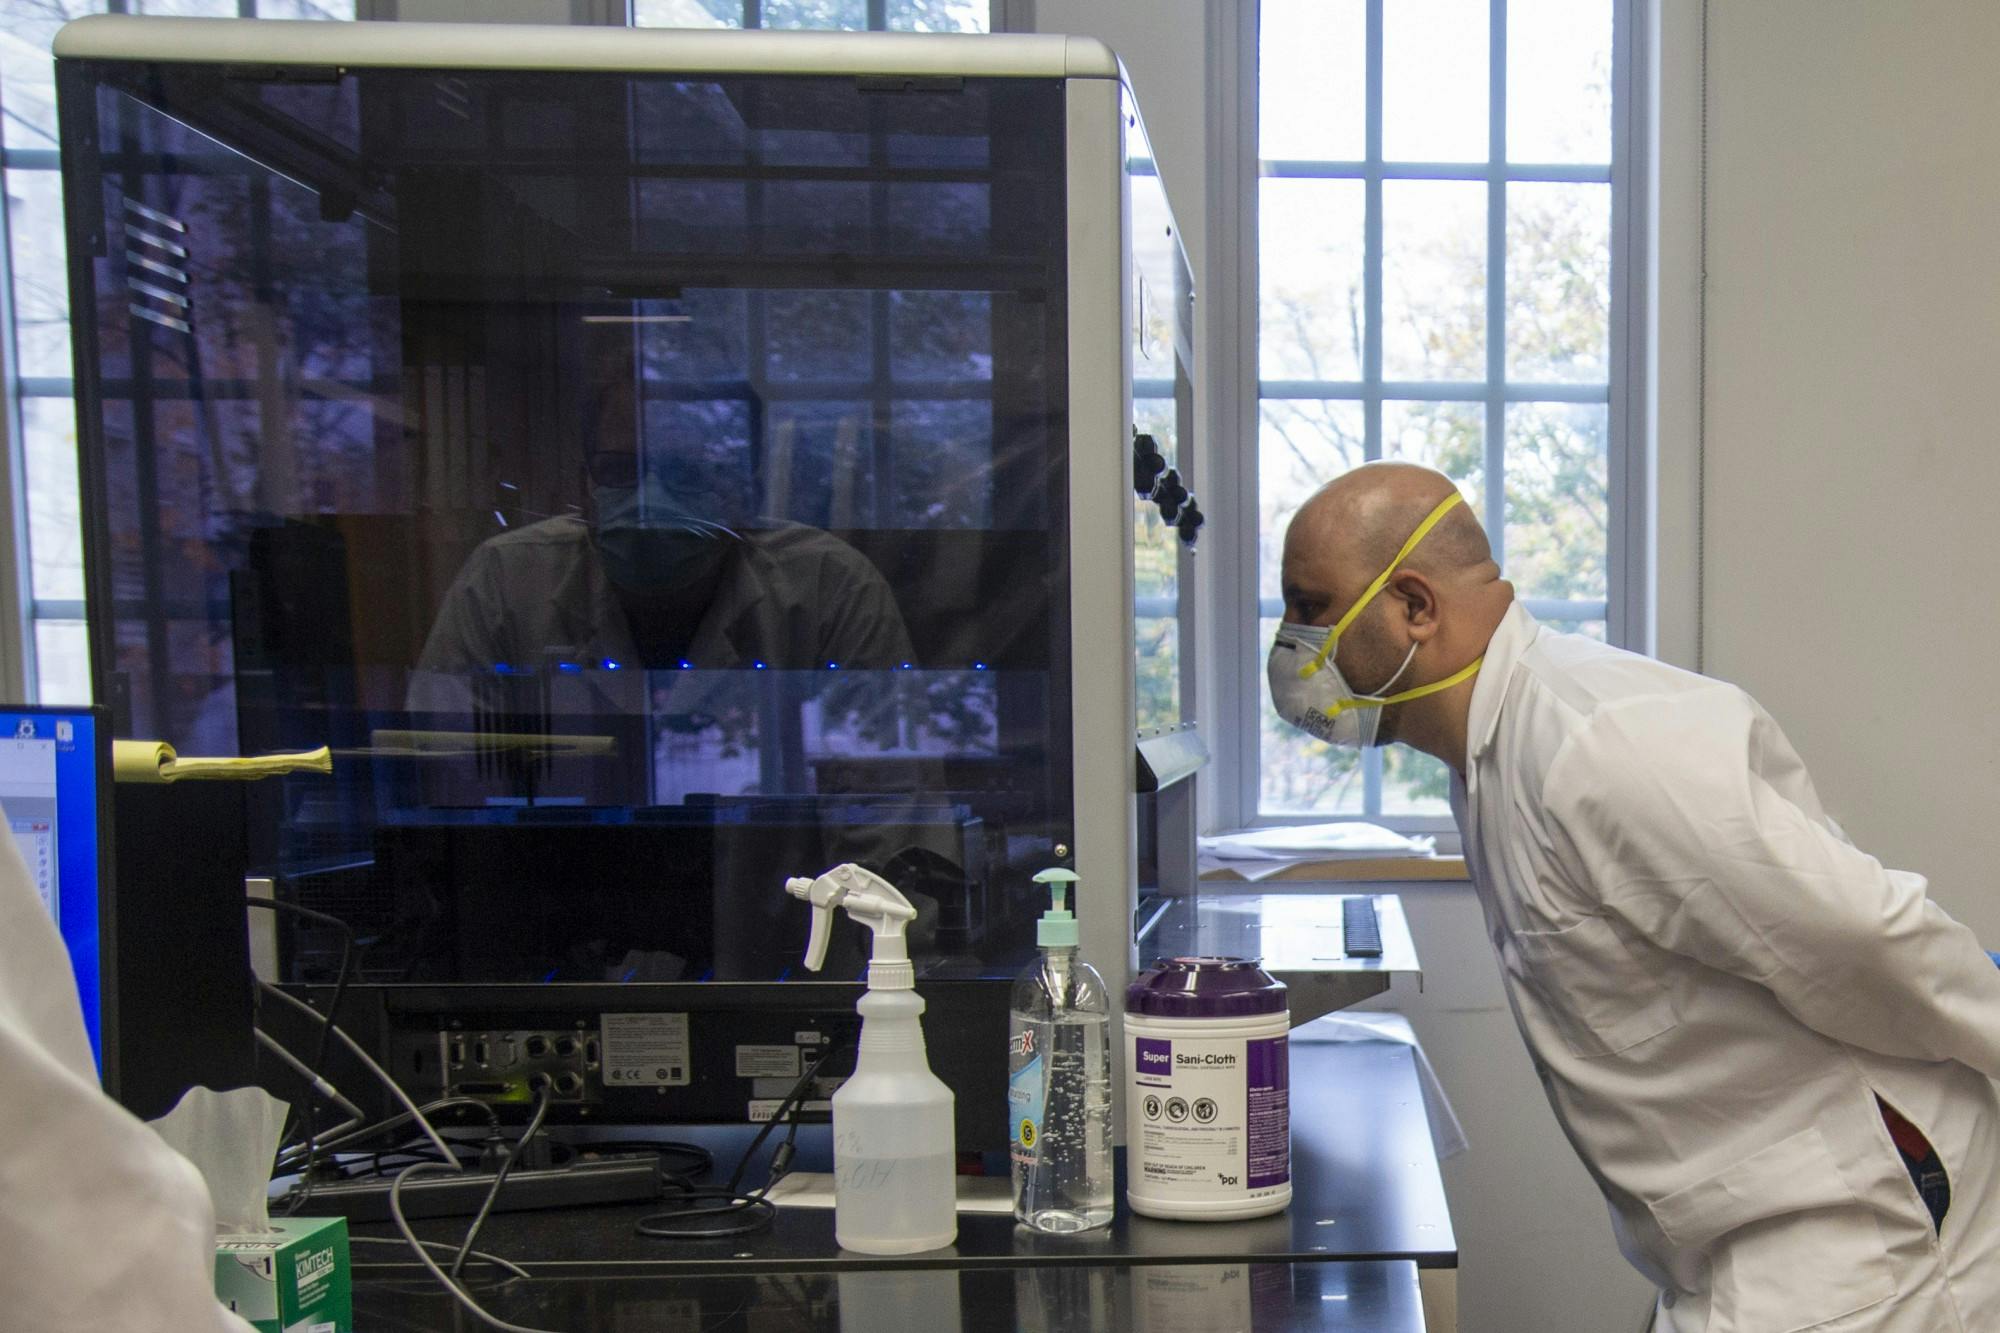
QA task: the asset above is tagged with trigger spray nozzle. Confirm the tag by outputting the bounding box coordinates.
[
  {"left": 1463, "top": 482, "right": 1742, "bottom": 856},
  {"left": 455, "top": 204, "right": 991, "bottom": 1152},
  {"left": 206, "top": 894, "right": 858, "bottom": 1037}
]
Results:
[{"left": 783, "top": 863, "right": 919, "bottom": 991}]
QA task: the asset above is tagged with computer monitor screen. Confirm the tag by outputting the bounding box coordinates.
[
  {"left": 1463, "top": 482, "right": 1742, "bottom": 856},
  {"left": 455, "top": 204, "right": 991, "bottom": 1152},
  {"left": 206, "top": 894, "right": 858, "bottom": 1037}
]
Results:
[{"left": 0, "top": 706, "right": 107, "bottom": 1067}]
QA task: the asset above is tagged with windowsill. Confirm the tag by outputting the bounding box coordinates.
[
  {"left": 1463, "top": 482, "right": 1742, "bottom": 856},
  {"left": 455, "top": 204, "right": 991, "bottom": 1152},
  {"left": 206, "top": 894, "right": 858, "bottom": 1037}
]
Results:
[{"left": 1199, "top": 855, "right": 1470, "bottom": 884}]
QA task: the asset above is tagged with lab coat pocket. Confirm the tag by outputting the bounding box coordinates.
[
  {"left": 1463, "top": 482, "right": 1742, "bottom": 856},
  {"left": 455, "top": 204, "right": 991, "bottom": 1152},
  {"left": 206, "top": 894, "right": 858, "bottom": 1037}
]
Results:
[
  {"left": 1514, "top": 915, "right": 1678, "bottom": 1058},
  {"left": 1649, "top": 1126, "right": 1895, "bottom": 1332}
]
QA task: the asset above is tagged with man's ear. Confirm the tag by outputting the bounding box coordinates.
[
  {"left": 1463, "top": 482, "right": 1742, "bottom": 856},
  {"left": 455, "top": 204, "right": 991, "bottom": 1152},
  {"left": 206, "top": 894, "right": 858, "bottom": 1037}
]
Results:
[{"left": 1388, "top": 570, "right": 1442, "bottom": 639}]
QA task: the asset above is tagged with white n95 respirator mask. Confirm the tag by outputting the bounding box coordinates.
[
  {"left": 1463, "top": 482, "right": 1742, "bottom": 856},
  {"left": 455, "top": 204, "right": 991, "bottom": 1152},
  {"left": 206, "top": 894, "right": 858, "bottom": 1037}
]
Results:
[
  {"left": 1266, "top": 490, "right": 1484, "bottom": 749},
  {"left": 1267, "top": 623, "right": 1420, "bottom": 748}
]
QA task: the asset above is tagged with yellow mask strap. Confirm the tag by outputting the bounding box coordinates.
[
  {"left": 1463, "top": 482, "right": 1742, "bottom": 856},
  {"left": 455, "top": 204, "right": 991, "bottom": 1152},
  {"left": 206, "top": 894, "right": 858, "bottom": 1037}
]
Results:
[
  {"left": 1321, "top": 656, "right": 1484, "bottom": 719},
  {"left": 1300, "top": 490, "right": 1466, "bottom": 680}
]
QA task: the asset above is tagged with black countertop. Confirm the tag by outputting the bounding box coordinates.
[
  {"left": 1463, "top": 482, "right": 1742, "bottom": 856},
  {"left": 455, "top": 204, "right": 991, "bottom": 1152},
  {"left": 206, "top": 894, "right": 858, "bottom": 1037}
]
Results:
[
  {"left": 353, "top": 1258, "right": 1430, "bottom": 1332},
  {"left": 352, "top": 1016, "right": 1455, "bottom": 1275}
]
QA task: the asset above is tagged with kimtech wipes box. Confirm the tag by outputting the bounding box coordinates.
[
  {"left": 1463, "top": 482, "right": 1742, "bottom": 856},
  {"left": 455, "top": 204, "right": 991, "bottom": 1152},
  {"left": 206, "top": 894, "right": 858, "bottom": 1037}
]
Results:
[{"left": 214, "top": 1215, "right": 352, "bottom": 1333}]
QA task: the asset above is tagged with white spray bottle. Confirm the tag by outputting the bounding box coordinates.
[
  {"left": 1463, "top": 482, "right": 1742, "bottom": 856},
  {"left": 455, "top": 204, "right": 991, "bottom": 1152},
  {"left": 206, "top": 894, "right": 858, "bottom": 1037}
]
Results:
[{"left": 785, "top": 863, "right": 957, "bottom": 1254}]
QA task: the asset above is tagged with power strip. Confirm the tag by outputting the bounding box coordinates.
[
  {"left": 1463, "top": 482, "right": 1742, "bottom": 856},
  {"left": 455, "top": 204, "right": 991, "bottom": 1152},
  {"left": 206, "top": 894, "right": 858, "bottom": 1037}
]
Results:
[{"left": 295, "top": 1153, "right": 663, "bottom": 1224}]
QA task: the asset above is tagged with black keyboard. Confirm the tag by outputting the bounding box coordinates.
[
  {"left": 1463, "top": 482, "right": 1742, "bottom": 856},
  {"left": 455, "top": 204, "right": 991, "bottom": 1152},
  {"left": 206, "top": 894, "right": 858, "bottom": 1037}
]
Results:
[{"left": 1342, "top": 896, "right": 1383, "bottom": 958}]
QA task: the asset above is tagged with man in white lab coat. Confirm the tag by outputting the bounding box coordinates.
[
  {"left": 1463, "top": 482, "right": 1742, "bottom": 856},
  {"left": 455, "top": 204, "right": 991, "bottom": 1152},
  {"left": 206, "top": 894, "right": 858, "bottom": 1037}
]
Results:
[
  {"left": 1269, "top": 462, "right": 2000, "bottom": 1331},
  {"left": 0, "top": 820, "right": 253, "bottom": 1330}
]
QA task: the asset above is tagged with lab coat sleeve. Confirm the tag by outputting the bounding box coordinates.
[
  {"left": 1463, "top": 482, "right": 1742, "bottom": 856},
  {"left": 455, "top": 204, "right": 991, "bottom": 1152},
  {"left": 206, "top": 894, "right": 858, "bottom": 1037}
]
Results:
[
  {"left": 0, "top": 819, "right": 254, "bottom": 1332},
  {"left": 407, "top": 544, "right": 505, "bottom": 715},
  {"left": 1543, "top": 687, "right": 2000, "bottom": 1079}
]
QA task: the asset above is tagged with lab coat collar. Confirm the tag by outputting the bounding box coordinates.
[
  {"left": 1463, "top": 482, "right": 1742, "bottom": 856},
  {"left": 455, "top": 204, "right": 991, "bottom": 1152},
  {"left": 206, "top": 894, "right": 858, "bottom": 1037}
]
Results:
[{"left": 1465, "top": 598, "right": 1539, "bottom": 767}]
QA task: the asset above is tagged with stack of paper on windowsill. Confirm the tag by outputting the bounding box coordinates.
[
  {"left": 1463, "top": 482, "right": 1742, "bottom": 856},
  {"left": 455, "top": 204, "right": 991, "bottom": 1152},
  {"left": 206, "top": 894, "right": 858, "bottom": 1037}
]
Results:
[{"left": 1198, "top": 822, "right": 1437, "bottom": 882}]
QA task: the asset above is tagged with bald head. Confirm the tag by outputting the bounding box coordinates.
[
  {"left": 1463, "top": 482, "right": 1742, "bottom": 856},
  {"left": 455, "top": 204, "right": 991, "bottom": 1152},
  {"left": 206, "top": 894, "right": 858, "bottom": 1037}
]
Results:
[
  {"left": 1283, "top": 462, "right": 1495, "bottom": 619},
  {"left": 1274, "top": 461, "right": 1512, "bottom": 768}
]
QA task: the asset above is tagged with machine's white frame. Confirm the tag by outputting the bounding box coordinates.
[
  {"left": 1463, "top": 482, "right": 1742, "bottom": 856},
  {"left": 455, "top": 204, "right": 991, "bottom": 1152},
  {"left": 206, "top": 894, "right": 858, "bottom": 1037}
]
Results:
[
  {"left": 54, "top": 15, "right": 1117, "bottom": 78},
  {"left": 1062, "top": 75, "right": 1143, "bottom": 1079}
]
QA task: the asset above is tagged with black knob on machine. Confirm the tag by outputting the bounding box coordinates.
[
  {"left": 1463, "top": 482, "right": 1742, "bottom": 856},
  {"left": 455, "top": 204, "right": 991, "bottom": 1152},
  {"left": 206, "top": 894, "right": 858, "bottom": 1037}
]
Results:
[
  {"left": 1132, "top": 432, "right": 1167, "bottom": 497},
  {"left": 1176, "top": 498, "right": 1205, "bottom": 547}
]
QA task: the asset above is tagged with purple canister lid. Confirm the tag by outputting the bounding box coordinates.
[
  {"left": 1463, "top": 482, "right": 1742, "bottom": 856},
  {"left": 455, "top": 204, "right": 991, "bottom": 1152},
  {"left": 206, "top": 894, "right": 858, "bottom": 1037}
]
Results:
[{"left": 1125, "top": 955, "right": 1288, "bottom": 1018}]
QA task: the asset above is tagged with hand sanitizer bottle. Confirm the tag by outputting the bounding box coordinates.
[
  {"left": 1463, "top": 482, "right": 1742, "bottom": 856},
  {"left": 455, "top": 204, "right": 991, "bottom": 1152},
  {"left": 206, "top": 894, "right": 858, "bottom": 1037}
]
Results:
[
  {"left": 785, "top": 864, "right": 956, "bottom": 1254},
  {"left": 1009, "top": 868, "right": 1114, "bottom": 1232}
]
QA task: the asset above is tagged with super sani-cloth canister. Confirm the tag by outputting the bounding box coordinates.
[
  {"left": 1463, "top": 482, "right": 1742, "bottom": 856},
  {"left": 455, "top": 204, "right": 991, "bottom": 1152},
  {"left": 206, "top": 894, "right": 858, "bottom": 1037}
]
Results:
[{"left": 1124, "top": 957, "right": 1290, "bottom": 1220}]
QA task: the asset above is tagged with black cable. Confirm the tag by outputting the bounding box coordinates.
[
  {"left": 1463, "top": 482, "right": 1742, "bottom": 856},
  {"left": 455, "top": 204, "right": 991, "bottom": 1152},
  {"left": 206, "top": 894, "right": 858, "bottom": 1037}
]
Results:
[
  {"left": 556, "top": 1138, "right": 713, "bottom": 1183},
  {"left": 258, "top": 969, "right": 553, "bottom": 1332},
  {"left": 347, "top": 1234, "right": 531, "bottom": 1282},
  {"left": 634, "top": 1043, "right": 840, "bottom": 1241},
  {"left": 451, "top": 1086, "right": 555, "bottom": 1280},
  {"left": 285, "top": 1097, "right": 501, "bottom": 1165},
  {"left": 247, "top": 896, "right": 354, "bottom": 1210},
  {"left": 390, "top": 1163, "right": 564, "bottom": 1333}
]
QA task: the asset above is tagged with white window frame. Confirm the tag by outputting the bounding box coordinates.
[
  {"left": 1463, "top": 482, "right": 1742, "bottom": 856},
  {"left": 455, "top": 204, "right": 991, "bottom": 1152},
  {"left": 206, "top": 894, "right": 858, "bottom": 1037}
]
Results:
[{"left": 1203, "top": 0, "right": 1651, "bottom": 835}]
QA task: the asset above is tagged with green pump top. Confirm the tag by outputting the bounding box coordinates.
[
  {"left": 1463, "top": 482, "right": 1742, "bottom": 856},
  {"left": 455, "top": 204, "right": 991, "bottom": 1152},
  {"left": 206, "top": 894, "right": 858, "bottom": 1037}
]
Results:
[{"left": 1031, "top": 867, "right": 1080, "bottom": 949}]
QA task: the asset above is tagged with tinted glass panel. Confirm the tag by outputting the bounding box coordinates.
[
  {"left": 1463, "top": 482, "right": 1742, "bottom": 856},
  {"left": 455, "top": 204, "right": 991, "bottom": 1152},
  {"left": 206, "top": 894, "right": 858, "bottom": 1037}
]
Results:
[{"left": 64, "top": 62, "right": 1071, "bottom": 985}]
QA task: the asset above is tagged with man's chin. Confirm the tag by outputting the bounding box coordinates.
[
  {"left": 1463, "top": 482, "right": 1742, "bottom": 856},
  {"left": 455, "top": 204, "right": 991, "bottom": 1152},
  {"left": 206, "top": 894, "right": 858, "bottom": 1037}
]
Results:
[{"left": 1372, "top": 708, "right": 1400, "bottom": 749}]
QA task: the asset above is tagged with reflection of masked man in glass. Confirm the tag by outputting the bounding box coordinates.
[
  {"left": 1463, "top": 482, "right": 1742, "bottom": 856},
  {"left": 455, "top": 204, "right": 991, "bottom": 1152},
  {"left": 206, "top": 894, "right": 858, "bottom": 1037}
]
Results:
[
  {"left": 405, "top": 378, "right": 929, "bottom": 975},
  {"left": 409, "top": 420, "right": 914, "bottom": 713}
]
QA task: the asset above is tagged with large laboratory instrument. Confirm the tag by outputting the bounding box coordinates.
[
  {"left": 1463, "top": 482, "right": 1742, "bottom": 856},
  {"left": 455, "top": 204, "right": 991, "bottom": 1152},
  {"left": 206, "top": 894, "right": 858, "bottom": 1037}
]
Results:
[{"left": 55, "top": 17, "right": 1203, "bottom": 1143}]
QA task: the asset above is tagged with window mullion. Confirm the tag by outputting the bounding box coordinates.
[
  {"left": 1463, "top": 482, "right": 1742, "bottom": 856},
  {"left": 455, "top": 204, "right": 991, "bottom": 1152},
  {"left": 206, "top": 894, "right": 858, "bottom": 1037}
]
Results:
[
  {"left": 1362, "top": 0, "right": 1384, "bottom": 818},
  {"left": 1485, "top": 0, "right": 1508, "bottom": 567}
]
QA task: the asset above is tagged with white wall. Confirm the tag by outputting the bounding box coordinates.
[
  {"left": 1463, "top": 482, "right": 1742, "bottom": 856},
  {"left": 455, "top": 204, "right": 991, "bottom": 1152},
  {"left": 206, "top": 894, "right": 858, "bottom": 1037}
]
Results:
[{"left": 1684, "top": 1, "right": 2000, "bottom": 948}]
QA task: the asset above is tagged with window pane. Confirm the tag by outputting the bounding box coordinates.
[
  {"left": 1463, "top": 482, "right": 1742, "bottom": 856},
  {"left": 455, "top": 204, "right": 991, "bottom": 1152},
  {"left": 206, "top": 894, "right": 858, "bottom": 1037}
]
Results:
[
  {"left": 1383, "top": 0, "right": 1488, "bottom": 162},
  {"left": 130, "top": 1, "right": 240, "bottom": 13},
  {"left": 8, "top": 169, "right": 71, "bottom": 378},
  {"left": 1381, "top": 745, "right": 1451, "bottom": 817},
  {"left": 766, "top": 290, "right": 872, "bottom": 380},
  {"left": 23, "top": 397, "right": 81, "bottom": 602},
  {"left": 1383, "top": 400, "right": 1484, "bottom": 514},
  {"left": 1259, "top": 399, "right": 1363, "bottom": 602},
  {"left": 886, "top": 0, "right": 986, "bottom": 32},
  {"left": 890, "top": 400, "right": 992, "bottom": 526},
  {"left": 1504, "top": 402, "right": 1607, "bottom": 601},
  {"left": 1541, "top": 618, "right": 1607, "bottom": 642},
  {"left": 891, "top": 290, "right": 991, "bottom": 382},
  {"left": 1506, "top": 182, "right": 1610, "bottom": 383},
  {"left": 33, "top": 620, "right": 90, "bottom": 705},
  {"left": 1, "top": 1, "right": 105, "bottom": 151},
  {"left": 1260, "top": 178, "right": 1363, "bottom": 383},
  {"left": 1507, "top": 0, "right": 1611, "bottom": 164},
  {"left": 1136, "top": 616, "right": 1179, "bottom": 733},
  {"left": 762, "top": 0, "right": 866, "bottom": 29},
  {"left": 633, "top": 0, "right": 741, "bottom": 24},
  {"left": 762, "top": 401, "right": 874, "bottom": 527},
  {"left": 1136, "top": 387, "right": 1180, "bottom": 733},
  {"left": 1382, "top": 180, "right": 1485, "bottom": 381},
  {"left": 254, "top": 0, "right": 356, "bottom": 16},
  {"left": 1259, "top": 0, "right": 1364, "bottom": 162}
]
